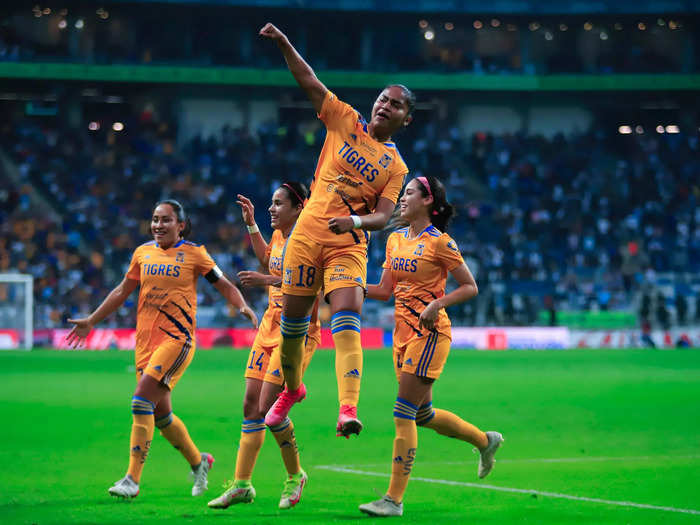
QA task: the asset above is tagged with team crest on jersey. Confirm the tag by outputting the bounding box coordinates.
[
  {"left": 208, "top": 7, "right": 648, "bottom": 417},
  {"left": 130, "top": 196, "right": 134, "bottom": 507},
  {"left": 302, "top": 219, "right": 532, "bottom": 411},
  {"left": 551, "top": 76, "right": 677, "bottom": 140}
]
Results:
[
  {"left": 446, "top": 240, "right": 458, "bottom": 252},
  {"left": 378, "top": 153, "right": 393, "bottom": 169},
  {"left": 284, "top": 268, "right": 293, "bottom": 285},
  {"left": 413, "top": 243, "right": 424, "bottom": 256},
  {"left": 175, "top": 251, "right": 185, "bottom": 263}
]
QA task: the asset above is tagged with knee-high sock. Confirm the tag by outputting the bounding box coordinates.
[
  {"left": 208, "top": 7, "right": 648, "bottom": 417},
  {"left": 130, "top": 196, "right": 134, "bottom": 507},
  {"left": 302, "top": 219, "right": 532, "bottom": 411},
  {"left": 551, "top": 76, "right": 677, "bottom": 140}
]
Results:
[
  {"left": 231, "top": 419, "right": 266, "bottom": 481},
  {"left": 387, "top": 398, "right": 418, "bottom": 503},
  {"left": 269, "top": 417, "right": 301, "bottom": 476},
  {"left": 416, "top": 403, "right": 488, "bottom": 449},
  {"left": 128, "top": 396, "right": 155, "bottom": 483},
  {"left": 155, "top": 412, "right": 202, "bottom": 467},
  {"left": 331, "top": 311, "right": 362, "bottom": 406},
  {"left": 280, "top": 316, "right": 310, "bottom": 391}
]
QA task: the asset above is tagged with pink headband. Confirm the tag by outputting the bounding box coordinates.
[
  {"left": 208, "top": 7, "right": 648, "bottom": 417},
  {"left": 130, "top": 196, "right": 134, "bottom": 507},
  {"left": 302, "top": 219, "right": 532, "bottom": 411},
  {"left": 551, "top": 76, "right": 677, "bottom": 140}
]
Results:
[
  {"left": 416, "top": 177, "right": 438, "bottom": 215},
  {"left": 283, "top": 183, "right": 305, "bottom": 207}
]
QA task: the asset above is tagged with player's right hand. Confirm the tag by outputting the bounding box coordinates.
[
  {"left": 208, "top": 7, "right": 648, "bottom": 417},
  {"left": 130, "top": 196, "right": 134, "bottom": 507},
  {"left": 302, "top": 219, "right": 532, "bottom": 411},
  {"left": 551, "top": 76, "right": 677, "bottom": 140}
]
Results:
[
  {"left": 235, "top": 194, "right": 255, "bottom": 226},
  {"left": 259, "top": 23, "right": 285, "bottom": 41},
  {"left": 66, "top": 318, "right": 94, "bottom": 348},
  {"left": 239, "top": 305, "right": 259, "bottom": 328}
]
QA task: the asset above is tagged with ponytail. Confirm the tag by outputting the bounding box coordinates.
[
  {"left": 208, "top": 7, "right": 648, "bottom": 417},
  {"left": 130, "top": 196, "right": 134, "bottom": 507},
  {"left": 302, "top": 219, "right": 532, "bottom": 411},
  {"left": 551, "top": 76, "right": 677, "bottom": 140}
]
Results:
[{"left": 415, "top": 176, "right": 455, "bottom": 232}]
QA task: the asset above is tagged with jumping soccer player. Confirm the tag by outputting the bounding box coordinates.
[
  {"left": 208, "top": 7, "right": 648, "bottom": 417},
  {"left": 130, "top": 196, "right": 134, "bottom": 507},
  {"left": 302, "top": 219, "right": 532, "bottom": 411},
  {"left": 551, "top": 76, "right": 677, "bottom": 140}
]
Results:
[
  {"left": 359, "top": 177, "right": 504, "bottom": 517},
  {"left": 66, "top": 200, "right": 258, "bottom": 499},
  {"left": 208, "top": 183, "right": 319, "bottom": 510},
  {"left": 259, "top": 22, "right": 413, "bottom": 437}
]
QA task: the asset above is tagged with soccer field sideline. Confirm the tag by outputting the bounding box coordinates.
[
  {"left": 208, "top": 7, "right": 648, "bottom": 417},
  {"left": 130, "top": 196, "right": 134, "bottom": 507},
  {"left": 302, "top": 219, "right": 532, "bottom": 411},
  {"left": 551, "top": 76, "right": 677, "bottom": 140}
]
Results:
[{"left": 1, "top": 348, "right": 699, "bottom": 524}]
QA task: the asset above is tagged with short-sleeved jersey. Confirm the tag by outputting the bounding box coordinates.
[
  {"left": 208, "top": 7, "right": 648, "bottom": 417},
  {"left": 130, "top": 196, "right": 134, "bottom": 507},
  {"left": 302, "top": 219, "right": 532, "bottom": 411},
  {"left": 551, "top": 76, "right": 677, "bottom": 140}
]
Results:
[
  {"left": 265, "top": 229, "right": 286, "bottom": 310},
  {"left": 126, "top": 239, "right": 217, "bottom": 352},
  {"left": 294, "top": 91, "right": 409, "bottom": 247},
  {"left": 383, "top": 225, "right": 465, "bottom": 345},
  {"left": 257, "top": 229, "right": 321, "bottom": 348}
]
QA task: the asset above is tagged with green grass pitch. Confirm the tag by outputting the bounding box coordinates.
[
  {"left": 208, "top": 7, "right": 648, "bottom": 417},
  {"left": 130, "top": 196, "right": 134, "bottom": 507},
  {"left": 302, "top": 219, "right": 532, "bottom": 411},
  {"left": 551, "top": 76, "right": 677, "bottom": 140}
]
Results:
[{"left": 1, "top": 347, "right": 699, "bottom": 524}]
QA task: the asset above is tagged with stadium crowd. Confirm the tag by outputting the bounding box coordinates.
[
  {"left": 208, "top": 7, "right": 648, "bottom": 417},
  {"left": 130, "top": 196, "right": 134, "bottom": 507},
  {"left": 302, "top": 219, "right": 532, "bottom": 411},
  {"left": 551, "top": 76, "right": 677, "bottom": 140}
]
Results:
[{"left": 1, "top": 103, "right": 699, "bottom": 329}]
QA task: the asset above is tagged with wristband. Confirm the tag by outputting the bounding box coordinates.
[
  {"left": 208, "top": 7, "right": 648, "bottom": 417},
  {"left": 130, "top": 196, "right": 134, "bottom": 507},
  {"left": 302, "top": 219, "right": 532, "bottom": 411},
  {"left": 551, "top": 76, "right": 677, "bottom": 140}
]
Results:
[
  {"left": 246, "top": 223, "right": 259, "bottom": 234},
  {"left": 350, "top": 215, "right": 362, "bottom": 229}
]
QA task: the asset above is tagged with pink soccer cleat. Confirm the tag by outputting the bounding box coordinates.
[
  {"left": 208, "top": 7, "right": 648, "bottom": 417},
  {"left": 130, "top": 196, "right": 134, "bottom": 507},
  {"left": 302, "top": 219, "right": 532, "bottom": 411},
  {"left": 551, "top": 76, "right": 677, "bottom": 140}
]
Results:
[
  {"left": 336, "top": 404, "right": 363, "bottom": 438},
  {"left": 265, "top": 384, "right": 307, "bottom": 427}
]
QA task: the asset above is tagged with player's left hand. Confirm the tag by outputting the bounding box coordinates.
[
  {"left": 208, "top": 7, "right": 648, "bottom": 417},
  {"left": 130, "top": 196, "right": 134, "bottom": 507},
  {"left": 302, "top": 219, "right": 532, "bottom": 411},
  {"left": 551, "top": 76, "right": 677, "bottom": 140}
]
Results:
[
  {"left": 328, "top": 216, "right": 354, "bottom": 235},
  {"left": 418, "top": 301, "right": 441, "bottom": 331}
]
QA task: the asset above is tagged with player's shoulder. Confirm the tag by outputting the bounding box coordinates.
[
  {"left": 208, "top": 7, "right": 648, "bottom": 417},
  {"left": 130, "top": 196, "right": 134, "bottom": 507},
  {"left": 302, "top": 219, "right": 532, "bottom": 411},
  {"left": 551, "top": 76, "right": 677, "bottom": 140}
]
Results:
[
  {"left": 134, "top": 240, "right": 157, "bottom": 253},
  {"left": 270, "top": 229, "right": 284, "bottom": 245},
  {"left": 179, "top": 239, "right": 202, "bottom": 249},
  {"left": 436, "top": 230, "right": 460, "bottom": 252}
]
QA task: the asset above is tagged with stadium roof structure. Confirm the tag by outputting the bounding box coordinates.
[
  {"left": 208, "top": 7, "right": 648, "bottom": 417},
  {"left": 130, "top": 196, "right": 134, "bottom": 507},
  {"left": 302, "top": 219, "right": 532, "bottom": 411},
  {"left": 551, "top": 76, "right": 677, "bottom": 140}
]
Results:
[{"left": 104, "top": 0, "right": 700, "bottom": 14}]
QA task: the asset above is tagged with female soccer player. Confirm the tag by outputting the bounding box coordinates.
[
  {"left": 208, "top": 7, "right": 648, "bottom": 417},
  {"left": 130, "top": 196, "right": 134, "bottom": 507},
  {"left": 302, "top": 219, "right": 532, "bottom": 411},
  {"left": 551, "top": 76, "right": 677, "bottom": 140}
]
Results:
[
  {"left": 259, "top": 22, "right": 414, "bottom": 437},
  {"left": 208, "top": 182, "right": 320, "bottom": 510},
  {"left": 66, "top": 199, "right": 258, "bottom": 499},
  {"left": 359, "top": 177, "right": 504, "bottom": 517}
]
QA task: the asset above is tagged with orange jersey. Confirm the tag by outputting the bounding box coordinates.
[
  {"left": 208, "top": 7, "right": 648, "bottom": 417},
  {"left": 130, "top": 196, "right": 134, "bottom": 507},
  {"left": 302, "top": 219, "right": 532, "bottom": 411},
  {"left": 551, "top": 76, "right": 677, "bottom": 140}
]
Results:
[
  {"left": 295, "top": 90, "right": 409, "bottom": 247},
  {"left": 126, "top": 239, "right": 217, "bottom": 352},
  {"left": 383, "top": 225, "right": 465, "bottom": 345},
  {"left": 256, "top": 229, "right": 321, "bottom": 348}
]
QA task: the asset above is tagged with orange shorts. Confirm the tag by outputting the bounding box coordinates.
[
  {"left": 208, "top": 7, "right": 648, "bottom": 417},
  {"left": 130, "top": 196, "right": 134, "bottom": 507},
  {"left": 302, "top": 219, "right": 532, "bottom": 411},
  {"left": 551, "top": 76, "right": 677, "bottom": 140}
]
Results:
[
  {"left": 244, "top": 334, "right": 319, "bottom": 386},
  {"left": 393, "top": 332, "right": 450, "bottom": 381},
  {"left": 281, "top": 229, "right": 367, "bottom": 298},
  {"left": 136, "top": 338, "right": 194, "bottom": 390}
]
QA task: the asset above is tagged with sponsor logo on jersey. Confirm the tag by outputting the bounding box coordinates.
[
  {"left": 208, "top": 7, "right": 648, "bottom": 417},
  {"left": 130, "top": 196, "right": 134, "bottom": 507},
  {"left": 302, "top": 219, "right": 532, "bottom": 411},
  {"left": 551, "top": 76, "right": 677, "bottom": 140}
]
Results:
[
  {"left": 378, "top": 153, "right": 393, "bottom": 169},
  {"left": 446, "top": 240, "right": 459, "bottom": 251}
]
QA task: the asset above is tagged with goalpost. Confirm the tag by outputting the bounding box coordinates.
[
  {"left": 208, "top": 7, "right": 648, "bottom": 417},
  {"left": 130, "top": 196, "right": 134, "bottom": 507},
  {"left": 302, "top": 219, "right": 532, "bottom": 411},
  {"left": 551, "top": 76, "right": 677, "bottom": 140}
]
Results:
[{"left": 0, "top": 273, "right": 33, "bottom": 350}]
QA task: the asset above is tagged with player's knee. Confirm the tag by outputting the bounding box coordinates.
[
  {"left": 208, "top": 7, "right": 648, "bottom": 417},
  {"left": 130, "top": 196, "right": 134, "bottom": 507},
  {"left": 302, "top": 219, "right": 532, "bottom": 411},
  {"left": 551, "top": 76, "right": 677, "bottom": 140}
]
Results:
[
  {"left": 415, "top": 403, "right": 435, "bottom": 427},
  {"left": 131, "top": 395, "right": 155, "bottom": 415},
  {"left": 243, "top": 394, "right": 264, "bottom": 420},
  {"left": 393, "top": 397, "right": 418, "bottom": 423},
  {"left": 155, "top": 411, "right": 173, "bottom": 429}
]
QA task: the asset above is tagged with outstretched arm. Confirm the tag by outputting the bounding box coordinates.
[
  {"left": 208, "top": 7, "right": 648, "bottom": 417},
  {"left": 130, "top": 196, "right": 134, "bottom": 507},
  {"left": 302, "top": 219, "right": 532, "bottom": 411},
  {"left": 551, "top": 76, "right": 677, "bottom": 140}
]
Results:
[
  {"left": 259, "top": 23, "right": 328, "bottom": 114},
  {"left": 66, "top": 277, "right": 139, "bottom": 347},
  {"left": 366, "top": 269, "right": 394, "bottom": 301},
  {"left": 213, "top": 275, "right": 259, "bottom": 328}
]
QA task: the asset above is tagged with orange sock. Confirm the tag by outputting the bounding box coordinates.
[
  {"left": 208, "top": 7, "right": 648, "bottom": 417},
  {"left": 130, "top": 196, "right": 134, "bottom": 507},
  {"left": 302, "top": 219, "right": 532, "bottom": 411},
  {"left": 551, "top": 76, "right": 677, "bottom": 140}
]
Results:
[
  {"left": 331, "top": 311, "right": 362, "bottom": 406},
  {"left": 417, "top": 403, "right": 487, "bottom": 449},
  {"left": 387, "top": 398, "right": 418, "bottom": 503},
  {"left": 280, "top": 316, "right": 310, "bottom": 391},
  {"left": 155, "top": 412, "right": 202, "bottom": 467},
  {"left": 127, "top": 396, "right": 155, "bottom": 483},
  {"left": 234, "top": 419, "right": 266, "bottom": 481},
  {"left": 270, "top": 417, "right": 301, "bottom": 476}
]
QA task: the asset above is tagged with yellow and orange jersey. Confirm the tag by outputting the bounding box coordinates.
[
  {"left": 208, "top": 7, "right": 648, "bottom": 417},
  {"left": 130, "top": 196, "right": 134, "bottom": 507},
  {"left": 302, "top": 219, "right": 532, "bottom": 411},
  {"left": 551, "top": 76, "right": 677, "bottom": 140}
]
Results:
[
  {"left": 295, "top": 90, "right": 409, "bottom": 247},
  {"left": 255, "top": 229, "right": 321, "bottom": 349},
  {"left": 383, "top": 225, "right": 465, "bottom": 345},
  {"left": 126, "top": 239, "right": 217, "bottom": 352}
]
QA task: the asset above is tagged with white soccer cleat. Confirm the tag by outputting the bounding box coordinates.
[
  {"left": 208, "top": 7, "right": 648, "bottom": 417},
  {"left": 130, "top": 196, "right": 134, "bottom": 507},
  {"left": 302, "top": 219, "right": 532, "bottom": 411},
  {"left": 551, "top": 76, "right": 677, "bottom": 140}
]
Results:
[
  {"left": 207, "top": 482, "right": 256, "bottom": 508},
  {"left": 279, "top": 469, "right": 308, "bottom": 509},
  {"left": 359, "top": 495, "right": 403, "bottom": 517},
  {"left": 478, "top": 431, "right": 504, "bottom": 479},
  {"left": 108, "top": 474, "right": 139, "bottom": 498},
  {"left": 191, "top": 452, "right": 215, "bottom": 496}
]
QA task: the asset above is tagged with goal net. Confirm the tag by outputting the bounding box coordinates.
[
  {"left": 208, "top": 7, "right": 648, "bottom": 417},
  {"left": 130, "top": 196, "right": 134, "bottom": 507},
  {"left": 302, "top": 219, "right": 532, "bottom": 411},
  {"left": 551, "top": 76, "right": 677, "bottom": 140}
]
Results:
[{"left": 0, "top": 273, "right": 33, "bottom": 350}]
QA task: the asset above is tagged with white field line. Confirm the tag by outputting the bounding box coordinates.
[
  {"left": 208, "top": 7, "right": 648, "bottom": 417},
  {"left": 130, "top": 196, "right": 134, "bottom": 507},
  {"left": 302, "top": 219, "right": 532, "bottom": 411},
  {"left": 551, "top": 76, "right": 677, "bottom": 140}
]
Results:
[
  {"left": 323, "top": 454, "right": 700, "bottom": 468},
  {"left": 317, "top": 465, "right": 700, "bottom": 516}
]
